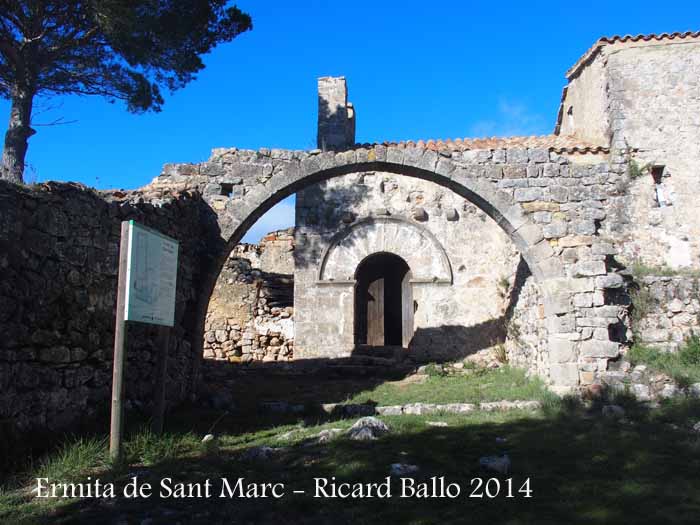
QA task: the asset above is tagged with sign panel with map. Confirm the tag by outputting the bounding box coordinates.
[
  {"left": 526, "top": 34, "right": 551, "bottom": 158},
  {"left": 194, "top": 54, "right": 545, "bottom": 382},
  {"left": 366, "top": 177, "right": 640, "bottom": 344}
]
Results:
[{"left": 124, "top": 221, "right": 179, "bottom": 326}]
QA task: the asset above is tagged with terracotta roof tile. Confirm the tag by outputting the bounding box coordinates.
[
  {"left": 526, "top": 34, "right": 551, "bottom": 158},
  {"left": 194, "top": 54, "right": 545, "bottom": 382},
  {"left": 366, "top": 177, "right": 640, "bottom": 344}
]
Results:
[{"left": 358, "top": 134, "right": 608, "bottom": 154}]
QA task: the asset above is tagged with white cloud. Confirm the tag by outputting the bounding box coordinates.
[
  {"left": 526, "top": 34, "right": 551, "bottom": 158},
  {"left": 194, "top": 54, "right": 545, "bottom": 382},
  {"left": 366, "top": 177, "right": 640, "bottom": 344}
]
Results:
[
  {"left": 469, "top": 99, "right": 548, "bottom": 138},
  {"left": 241, "top": 195, "right": 296, "bottom": 244}
]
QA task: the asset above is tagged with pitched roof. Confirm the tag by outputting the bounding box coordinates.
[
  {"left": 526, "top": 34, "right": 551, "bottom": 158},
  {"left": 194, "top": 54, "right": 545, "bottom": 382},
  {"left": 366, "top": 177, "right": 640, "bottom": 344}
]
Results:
[
  {"left": 566, "top": 31, "right": 700, "bottom": 80},
  {"left": 359, "top": 134, "right": 608, "bottom": 154}
]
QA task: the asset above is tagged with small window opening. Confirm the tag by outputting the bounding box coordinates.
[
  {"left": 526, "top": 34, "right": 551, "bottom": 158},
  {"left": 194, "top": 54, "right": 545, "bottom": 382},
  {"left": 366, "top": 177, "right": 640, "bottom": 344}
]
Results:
[
  {"left": 220, "top": 183, "right": 234, "bottom": 197},
  {"left": 650, "top": 165, "right": 670, "bottom": 207},
  {"left": 566, "top": 106, "right": 574, "bottom": 129}
]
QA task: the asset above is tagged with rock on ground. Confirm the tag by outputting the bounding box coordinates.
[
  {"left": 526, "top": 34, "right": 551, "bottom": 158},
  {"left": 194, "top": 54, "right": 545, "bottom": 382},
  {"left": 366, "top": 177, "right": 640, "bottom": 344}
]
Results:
[
  {"left": 315, "top": 428, "right": 344, "bottom": 443},
  {"left": 479, "top": 454, "right": 511, "bottom": 475},
  {"left": 390, "top": 463, "right": 419, "bottom": 476},
  {"left": 347, "top": 417, "right": 390, "bottom": 441}
]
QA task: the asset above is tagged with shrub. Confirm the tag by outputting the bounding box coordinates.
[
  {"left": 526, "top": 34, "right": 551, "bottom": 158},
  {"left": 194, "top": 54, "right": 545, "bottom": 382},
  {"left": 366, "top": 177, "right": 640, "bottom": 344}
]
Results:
[
  {"left": 627, "top": 159, "right": 652, "bottom": 179},
  {"left": 493, "top": 344, "right": 508, "bottom": 364}
]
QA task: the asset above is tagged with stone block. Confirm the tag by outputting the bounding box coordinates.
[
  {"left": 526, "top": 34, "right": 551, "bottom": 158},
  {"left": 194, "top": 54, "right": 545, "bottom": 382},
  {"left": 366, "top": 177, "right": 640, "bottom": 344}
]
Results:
[
  {"left": 543, "top": 220, "right": 568, "bottom": 239},
  {"left": 517, "top": 223, "right": 545, "bottom": 246},
  {"left": 577, "top": 317, "right": 614, "bottom": 328},
  {"left": 573, "top": 220, "right": 596, "bottom": 235},
  {"left": 595, "top": 274, "right": 624, "bottom": 289},
  {"left": 528, "top": 149, "right": 550, "bottom": 163},
  {"left": 544, "top": 293, "right": 571, "bottom": 315},
  {"left": 435, "top": 158, "right": 455, "bottom": 177},
  {"left": 514, "top": 187, "right": 543, "bottom": 202},
  {"left": 593, "top": 327, "right": 609, "bottom": 340},
  {"left": 529, "top": 239, "right": 554, "bottom": 262},
  {"left": 412, "top": 207, "right": 428, "bottom": 221},
  {"left": 506, "top": 148, "right": 529, "bottom": 164},
  {"left": 558, "top": 235, "right": 594, "bottom": 248},
  {"left": 39, "top": 346, "right": 71, "bottom": 363},
  {"left": 550, "top": 338, "right": 576, "bottom": 363},
  {"left": 592, "top": 291, "right": 605, "bottom": 306},
  {"left": 542, "top": 164, "right": 560, "bottom": 177},
  {"left": 579, "top": 371, "right": 596, "bottom": 385},
  {"left": 492, "top": 149, "right": 506, "bottom": 163},
  {"left": 547, "top": 315, "right": 576, "bottom": 333},
  {"left": 386, "top": 147, "right": 404, "bottom": 164},
  {"left": 549, "top": 186, "right": 569, "bottom": 203},
  {"left": 580, "top": 340, "right": 620, "bottom": 358},
  {"left": 574, "top": 293, "right": 593, "bottom": 308},
  {"left": 669, "top": 298, "right": 684, "bottom": 313},
  {"left": 550, "top": 363, "right": 580, "bottom": 386},
  {"left": 521, "top": 201, "right": 560, "bottom": 213},
  {"left": 527, "top": 164, "right": 541, "bottom": 178},
  {"left": 533, "top": 211, "right": 552, "bottom": 224},
  {"left": 574, "top": 261, "right": 607, "bottom": 277}
]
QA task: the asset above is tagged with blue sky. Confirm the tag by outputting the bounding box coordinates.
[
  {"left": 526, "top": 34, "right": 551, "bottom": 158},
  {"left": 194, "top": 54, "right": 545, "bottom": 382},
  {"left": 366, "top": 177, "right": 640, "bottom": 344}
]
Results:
[{"left": 2, "top": 1, "right": 698, "bottom": 241}]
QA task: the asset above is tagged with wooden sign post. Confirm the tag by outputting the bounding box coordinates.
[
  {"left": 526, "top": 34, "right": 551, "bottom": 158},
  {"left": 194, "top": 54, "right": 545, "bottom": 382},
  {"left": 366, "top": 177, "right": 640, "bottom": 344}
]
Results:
[{"left": 109, "top": 221, "right": 179, "bottom": 463}]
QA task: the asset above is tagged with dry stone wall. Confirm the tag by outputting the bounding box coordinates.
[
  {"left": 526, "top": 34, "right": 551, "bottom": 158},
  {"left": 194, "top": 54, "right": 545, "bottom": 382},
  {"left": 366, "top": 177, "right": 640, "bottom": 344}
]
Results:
[
  {"left": 0, "top": 181, "right": 210, "bottom": 433},
  {"left": 633, "top": 275, "right": 700, "bottom": 351},
  {"left": 203, "top": 229, "right": 294, "bottom": 364}
]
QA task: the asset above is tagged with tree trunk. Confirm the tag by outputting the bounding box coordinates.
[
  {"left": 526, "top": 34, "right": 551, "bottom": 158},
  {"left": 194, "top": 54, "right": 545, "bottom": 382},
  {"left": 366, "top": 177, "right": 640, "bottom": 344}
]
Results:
[{"left": 1, "top": 86, "right": 36, "bottom": 184}]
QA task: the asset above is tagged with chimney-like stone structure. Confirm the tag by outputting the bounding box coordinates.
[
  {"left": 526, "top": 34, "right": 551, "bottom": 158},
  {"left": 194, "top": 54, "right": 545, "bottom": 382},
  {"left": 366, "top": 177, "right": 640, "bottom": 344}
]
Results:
[{"left": 317, "top": 76, "right": 355, "bottom": 151}]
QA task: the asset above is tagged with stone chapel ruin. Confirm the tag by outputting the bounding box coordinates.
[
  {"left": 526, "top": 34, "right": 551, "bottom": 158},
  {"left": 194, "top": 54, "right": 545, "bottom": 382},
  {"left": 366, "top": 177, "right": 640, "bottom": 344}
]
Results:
[{"left": 2, "top": 31, "right": 700, "bottom": 434}]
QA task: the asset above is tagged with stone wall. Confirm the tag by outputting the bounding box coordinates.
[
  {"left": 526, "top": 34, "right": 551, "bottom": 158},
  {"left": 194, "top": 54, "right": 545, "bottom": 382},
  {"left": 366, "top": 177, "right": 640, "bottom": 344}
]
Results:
[
  {"left": 633, "top": 275, "right": 700, "bottom": 351},
  {"left": 294, "top": 171, "right": 524, "bottom": 362},
  {"left": 203, "top": 229, "right": 294, "bottom": 364},
  {"left": 560, "top": 37, "right": 700, "bottom": 270},
  {"left": 151, "top": 141, "right": 629, "bottom": 392},
  {"left": 609, "top": 40, "right": 700, "bottom": 270},
  {"left": 504, "top": 264, "right": 548, "bottom": 377},
  {"left": 0, "top": 181, "right": 209, "bottom": 433}
]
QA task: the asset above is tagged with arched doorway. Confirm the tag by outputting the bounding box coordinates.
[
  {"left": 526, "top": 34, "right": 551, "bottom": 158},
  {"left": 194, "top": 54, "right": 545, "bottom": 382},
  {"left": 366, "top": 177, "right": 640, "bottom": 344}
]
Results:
[{"left": 354, "top": 252, "right": 413, "bottom": 348}]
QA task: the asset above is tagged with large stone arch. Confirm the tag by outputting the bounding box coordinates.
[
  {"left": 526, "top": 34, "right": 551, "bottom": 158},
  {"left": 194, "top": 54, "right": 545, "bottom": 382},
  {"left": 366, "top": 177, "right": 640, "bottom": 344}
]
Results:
[
  {"left": 154, "top": 144, "right": 623, "bottom": 391},
  {"left": 318, "top": 216, "right": 453, "bottom": 283},
  {"left": 208, "top": 155, "right": 559, "bottom": 283}
]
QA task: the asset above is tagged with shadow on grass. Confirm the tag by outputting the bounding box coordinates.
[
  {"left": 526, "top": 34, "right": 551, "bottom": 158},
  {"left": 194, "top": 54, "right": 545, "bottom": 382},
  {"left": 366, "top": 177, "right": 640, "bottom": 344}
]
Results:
[{"left": 3, "top": 396, "right": 700, "bottom": 525}]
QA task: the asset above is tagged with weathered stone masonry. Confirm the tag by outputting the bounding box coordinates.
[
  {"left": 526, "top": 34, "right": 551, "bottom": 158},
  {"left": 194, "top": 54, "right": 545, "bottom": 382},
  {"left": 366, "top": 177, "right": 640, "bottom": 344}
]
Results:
[
  {"left": 151, "top": 140, "right": 627, "bottom": 393},
  {"left": 203, "top": 230, "right": 295, "bottom": 364},
  {"left": 3, "top": 31, "right": 700, "bottom": 436},
  {"left": 0, "top": 181, "right": 212, "bottom": 432},
  {"left": 0, "top": 138, "right": 630, "bottom": 437}
]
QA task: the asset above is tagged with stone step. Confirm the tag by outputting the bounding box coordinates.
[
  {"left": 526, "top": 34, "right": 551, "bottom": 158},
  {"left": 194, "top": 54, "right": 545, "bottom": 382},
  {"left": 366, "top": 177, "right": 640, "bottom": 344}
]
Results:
[{"left": 353, "top": 345, "right": 407, "bottom": 360}]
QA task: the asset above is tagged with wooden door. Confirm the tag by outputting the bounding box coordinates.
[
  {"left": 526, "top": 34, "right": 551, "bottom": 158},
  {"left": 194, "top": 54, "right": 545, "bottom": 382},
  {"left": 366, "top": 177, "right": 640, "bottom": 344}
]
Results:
[
  {"left": 401, "top": 272, "right": 414, "bottom": 347},
  {"left": 367, "top": 278, "right": 384, "bottom": 346}
]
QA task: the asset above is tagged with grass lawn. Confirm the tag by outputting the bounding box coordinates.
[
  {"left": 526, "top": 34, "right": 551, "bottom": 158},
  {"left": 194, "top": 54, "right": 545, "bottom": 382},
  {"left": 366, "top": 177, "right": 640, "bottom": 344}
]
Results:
[
  {"left": 2, "top": 393, "right": 700, "bottom": 524},
  {"left": 344, "top": 366, "right": 552, "bottom": 406}
]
